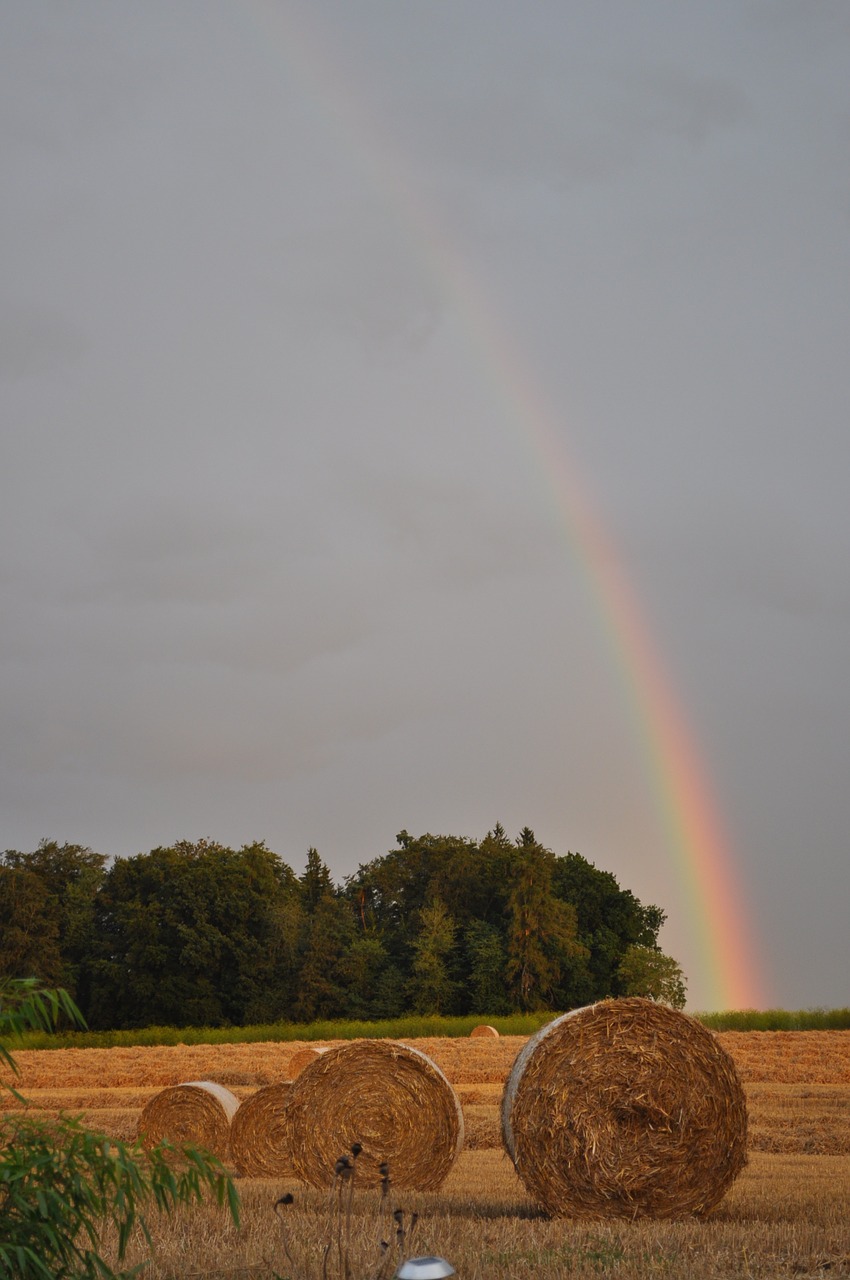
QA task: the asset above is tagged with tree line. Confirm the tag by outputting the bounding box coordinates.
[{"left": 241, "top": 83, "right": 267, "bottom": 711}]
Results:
[{"left": 0, "top": 826, "right": 686, "bottom": 1029}]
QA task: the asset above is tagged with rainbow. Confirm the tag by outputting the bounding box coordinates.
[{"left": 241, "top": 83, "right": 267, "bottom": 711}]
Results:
[{"left": 243, "top": 1, "right": 767, "bottom": 1010}]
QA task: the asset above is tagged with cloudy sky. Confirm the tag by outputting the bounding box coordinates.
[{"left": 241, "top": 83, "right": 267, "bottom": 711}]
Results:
[{"left": 2, "top": 2, "right": 848, "bottom": 1011}]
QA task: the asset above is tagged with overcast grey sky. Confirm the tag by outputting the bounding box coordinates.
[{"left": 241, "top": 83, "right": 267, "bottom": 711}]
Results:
[{"left": 2, "top": 2, "right": 848, "bottom": 1011}]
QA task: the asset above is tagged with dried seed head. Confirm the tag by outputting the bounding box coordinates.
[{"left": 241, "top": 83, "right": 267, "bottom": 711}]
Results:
[{"left": 351, "top": 1142, "right": 362, "bottom": 1157}]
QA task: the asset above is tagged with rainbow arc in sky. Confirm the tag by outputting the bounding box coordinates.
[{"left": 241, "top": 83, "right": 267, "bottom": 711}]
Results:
[{"left": 245, "top": 1, "right": 767, "bottom": 1010}]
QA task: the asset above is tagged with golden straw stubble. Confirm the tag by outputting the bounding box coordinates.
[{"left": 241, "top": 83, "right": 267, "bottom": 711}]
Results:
[
  {"left": 136, "top": 1081, "right": 239, "bottom": 1161},
  {"left": 502, "top": 998, "right": 748, "bottom": 1220},
  {"left": 283, "top": 1039, "right": 464, "bottom": 1189},
  {"left": 229, "top": 1082, "right": 293, "bottom": 1176}
]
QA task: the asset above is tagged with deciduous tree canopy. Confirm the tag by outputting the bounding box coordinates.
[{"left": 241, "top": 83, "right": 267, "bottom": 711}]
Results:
[{"left": 1, "top": 830, "right": 685, "bottom": 1028}]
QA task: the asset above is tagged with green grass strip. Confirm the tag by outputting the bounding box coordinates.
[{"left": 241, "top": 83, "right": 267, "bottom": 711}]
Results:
[
  {"left": 695, "top": 1007, "right": 850, "bottom": 1031},
  {"left": 10, "top": 1011, "right": 554, "bottom": 1051},
  {"left": 11, "top": 1006, "right": 850, "bottom": 1051}
]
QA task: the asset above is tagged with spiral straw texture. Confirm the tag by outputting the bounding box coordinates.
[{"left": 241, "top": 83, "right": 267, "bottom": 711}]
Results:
[
  {"left": 137, "top": 1080, "right": 239, "bottom": 1160},
  {"left": 284, "top": 1039, "right": 464, "bottom": 1189},
  {"left": 229, "top": 1082, "right": 293, "bottom": 1176},
  {"left": 502, "top": 998, "right": 747, "bottom": 1219}
]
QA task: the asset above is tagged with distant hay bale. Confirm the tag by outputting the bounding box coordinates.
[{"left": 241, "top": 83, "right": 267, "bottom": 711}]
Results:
[
  {"left": 137, "top": 1081, "right": 239, "bottom": 1161},
  {"left": 286, "top": 1046, "right": 328, "bottom": 1079},
  {"left": 502, "top": 998, "right": 747, "bottom": 1219},
  {"left": 284, "top": 1040, "right": 464, "bottom": 1189},
  {"left": 470, "top": 1024, "right": 500, "bottom": 1038},
  {"left": 229, "top": 1082, "right": 293, "bottom": 1176}
]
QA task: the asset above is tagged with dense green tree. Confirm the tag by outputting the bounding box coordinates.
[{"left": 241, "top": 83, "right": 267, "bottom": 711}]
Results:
[
  {"left": 464, "top": 919, "right": 510, "bottom": 1015},
  {"left": 0, "top": 867, "right": 62, "bottom": 985},
  {"left": 552, "top": 851, "right": 664, "bottom": 1001},
  {"left": 408, "top": 898, "right": 458, "bottom": 1014},
  {"left": 1, "top": 827, "right": 678, "bottom": 1027},
  {"left": 505, "top": 832, "right": 590, "bottom": 1012},
  {"left": 295, "top": 891, "right": 357, "bottom": 1022},
  {"left": 617, "top": 944, "right": 687, "bottom": 1008},
  {"left": 87, "top": 840, "right": 298, "bottom": 1029},
  {"left": 340, "top": 936, "right": 406, "bottom": 1021},
  {"left": 300, "top": 846, "right": 334, "bottom": 913},
  {"left": 261, "top": 891, "right": 307, "bottom": 1022},
  {"left": 1, "top": 842, "right": 105, "bottom": 999}
]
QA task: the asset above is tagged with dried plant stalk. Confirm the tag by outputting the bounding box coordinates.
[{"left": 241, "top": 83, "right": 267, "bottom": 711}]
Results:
[
  {"left": 229, "top": 1082, "right": 294, "bottom": 1176},
  {"left": 470, "top": 1025, "right": 500, "bottom": 1038},
  {"left": 502, "top": 998, "right": 748, "bottom": 1219},
  {"left": 136, "top": 1080, "right": 239, "bottom": 1160},
  {"left": 284, "top": 1040, "right": 463, "bottom": 1189}
]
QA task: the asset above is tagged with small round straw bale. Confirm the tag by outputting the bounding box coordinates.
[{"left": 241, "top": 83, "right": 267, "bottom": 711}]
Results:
[
  {"left": 230, "top": 1082, "right": 293, "bottom": 1176},
  {"left": 286, "top": 1046, "right": 328, "bottom": 1079},
  {"left": 502, "top": 997, "right": 747, "bottom": 1219},
  {"left": 284, "top": 1040, "right": 463, "bottom": 1189},
  {"left": 137, "top": 1081, "right": 239, "bottom": 1161},
  {"left": 470, "top": 1024, "right": 500, "bottom": 1038}
]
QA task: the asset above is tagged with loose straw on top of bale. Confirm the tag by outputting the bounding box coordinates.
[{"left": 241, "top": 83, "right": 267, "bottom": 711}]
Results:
[
  {"left": 502, "top": 997, "right": 748, "bottom": 1220},
  {"left": 230, "top": 1082, "right": 293, "bottom": 1177},
  {"left": 470, "top": 1024, "right": 500, "bottom": 1038},
  {"left": 137, "top": 1081, "right": 239, "bottom": 1161},
  {"left": 283, "top": 1040, "right": 463, "bottom": 1190},
  {"left": 286, "top": 1046, "right": 328, "bottom": 1079}
]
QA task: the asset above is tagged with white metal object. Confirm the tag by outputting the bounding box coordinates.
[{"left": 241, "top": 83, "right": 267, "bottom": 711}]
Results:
[{"left": 395, "top": 1258, "right": 456, "bottom": 1280}]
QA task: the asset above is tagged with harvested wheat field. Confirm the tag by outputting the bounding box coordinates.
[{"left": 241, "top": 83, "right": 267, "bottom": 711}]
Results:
[{"left": 3, "top": 1029, "right": 850, "bottom": 1278}]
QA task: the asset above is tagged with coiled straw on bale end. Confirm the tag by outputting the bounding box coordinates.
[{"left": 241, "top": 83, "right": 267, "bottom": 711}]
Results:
[
  {"left": 137, "top": 1081, "right": 239, "bottom": 1161},
  {"left": 230, "top": 1082, "right": 293, "bottom": 1177},
  {"left": 286, "top": 1046, "right": 328, "bottom": 1079},
  {"left": 284, "top": 1040, "right": 463, "bottom": 1190},
  {"left": 502, "top": 998, "right": 747, "bottom": 1220},
  {"left": 470, "top": 1024, "right": 500, "bottom": 1038}
]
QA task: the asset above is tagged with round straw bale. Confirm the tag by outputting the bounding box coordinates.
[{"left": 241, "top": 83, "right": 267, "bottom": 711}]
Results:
[
  {"left": 286, "top": 1045, "right": 328, "bottom": 1079},
  {"left": 470, "top": 1024, "right": 500, "bottom": 1038},
  {"left": 502, "top": 998, "right": 747, "bottom": 1219},
  {"left": 284, "top": 1040, "right": 463, "bottom": 1189},
  {"left": 137, "top": 1081, "right": 239, "bottom": 1160},
  {"left": 229, "top": 1082, "right": 293, "bottom": 1176}
]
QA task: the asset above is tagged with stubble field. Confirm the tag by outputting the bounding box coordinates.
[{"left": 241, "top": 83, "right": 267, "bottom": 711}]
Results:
[{"left": 4, "top": 1031, "right": 850, "bottom": 1279}]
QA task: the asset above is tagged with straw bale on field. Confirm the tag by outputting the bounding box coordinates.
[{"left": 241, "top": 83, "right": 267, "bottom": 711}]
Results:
[
  {"left": 137, "top": 1080, "right": 239, "bottom": 1160},
  {"left": 283, "top": 1039, "right": 463, "bottom": 1189},
  {"left": 229, "top": 1082, "right": 294, "bottom": 1176},
  {"left": 502, "top": 998, "right": 748, "bottom": 1219},
  {"left": 470, "top": 1024, "right": 499, "bottom": 1038},
  {"left": 285, "top": 1046, "right": 328, "bottom": 1078}
]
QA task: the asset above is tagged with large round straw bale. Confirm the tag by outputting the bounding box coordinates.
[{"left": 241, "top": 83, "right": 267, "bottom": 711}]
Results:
[
  {"left": 229, "top": 1082, "right": 293, "bottom": 1176},
  {"left": 502, "top": 998, "right": 747, "bottom": 1219},
  {"left": 137, "top": 1081, "right": 239, "bottom": 1160},
  {"left": 286, "top": 1046, "right": 328, "bottom": 1079},
  {"left": 284, "top": 1040, "right": 463, "bottom": 1189},
  {"left": 470, "top": 1024, "right": 500, "bottom": 1038}
]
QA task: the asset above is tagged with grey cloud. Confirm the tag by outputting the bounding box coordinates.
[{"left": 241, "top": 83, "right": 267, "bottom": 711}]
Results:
[
  {"left": 309, "top": 4, "right": 754, "bottom": 194},
  {"left": 335, "top": 463, "right": 560, "bottom": 592},
  {"left": 0, "top": 306, "right": 88, "bottom": 379}
]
